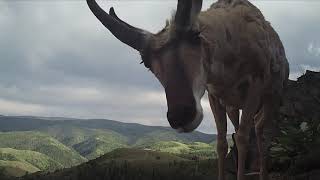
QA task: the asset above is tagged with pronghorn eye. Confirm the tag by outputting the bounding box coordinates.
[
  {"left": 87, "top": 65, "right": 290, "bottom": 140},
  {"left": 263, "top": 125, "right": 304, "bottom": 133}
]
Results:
[
  {"left": 176, "top": 30, "right": 201, "bottom": 44},
  {"left": 188, "top": 31, "right": 201, "bottom": 44}
]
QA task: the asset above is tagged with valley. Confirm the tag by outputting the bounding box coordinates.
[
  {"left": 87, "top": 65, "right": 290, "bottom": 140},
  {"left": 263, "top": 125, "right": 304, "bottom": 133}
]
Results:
[{"left": 0, "top": 116, "right": 217, "bottom": 177}]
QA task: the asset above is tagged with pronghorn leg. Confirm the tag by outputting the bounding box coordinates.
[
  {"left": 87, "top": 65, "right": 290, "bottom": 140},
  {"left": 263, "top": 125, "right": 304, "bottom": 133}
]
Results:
[
  {"left": 255, "top": 93, "right": 278, "bottom": 180},
  {"left": 226, "top": 106, "right": 239, "bottom": 132},
  {"left": 209, "top": 95, "right": 227, "bottom": 180},
  {"left": 235, "top": 79, "right": 262, "bottom": 180},
  {"left": 255, "top": 106, "right": 268, "bottom": 180},
  {"left": 226, "top": 106, "right": 240, "bottom": 172}
]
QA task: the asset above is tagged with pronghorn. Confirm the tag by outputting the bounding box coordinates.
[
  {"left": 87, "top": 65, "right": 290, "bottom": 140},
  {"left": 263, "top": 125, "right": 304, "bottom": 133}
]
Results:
[{"left": 86, "top": 0, "right": 289, "bottom": 179}]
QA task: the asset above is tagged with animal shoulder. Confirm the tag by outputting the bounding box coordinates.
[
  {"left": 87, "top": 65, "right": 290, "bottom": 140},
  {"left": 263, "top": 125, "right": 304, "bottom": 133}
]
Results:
[
  {"left": 199, "top": 0, "right": 267, "bottom": 42},
  {"left": 199, "top": 0, "right": 276, "bottom": 74}
]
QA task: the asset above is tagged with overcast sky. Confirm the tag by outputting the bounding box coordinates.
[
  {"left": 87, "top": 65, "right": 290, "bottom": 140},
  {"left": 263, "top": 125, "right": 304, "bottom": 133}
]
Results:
[{"left": 0, "top": 0, "right": 319, "bottom": 134}]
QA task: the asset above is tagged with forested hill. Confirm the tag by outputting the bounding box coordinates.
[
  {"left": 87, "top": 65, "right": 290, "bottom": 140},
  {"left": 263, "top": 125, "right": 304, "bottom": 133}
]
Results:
[
  {"left": 0, "top": 115, "right": 215, "bottom": 145},
  {"left": 0, "top": 115, "right": 216, "bottom": 177}
]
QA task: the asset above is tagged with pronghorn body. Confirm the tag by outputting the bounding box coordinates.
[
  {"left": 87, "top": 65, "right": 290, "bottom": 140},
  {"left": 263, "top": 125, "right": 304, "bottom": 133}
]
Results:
[
  {"left": 87, "top": 0, "right": 289, "bottom": 179},
  {"left": 200, "top": 0, "right": 289, "bottom": 107}
]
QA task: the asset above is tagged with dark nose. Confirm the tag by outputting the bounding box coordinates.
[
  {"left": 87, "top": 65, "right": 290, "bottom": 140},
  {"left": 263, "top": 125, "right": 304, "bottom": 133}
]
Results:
[{"left": 167, "top": 106, "right": 196, "bottom": 129}]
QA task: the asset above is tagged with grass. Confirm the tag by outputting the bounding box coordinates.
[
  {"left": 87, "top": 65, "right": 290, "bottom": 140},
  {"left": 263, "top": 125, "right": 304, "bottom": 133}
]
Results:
[
  {"left": 97, "top": 148, "right": 187, "bottom": 162},
  {"left": 0, "top": 148, "right": 63, "bottom": 172},
  {"left": 22, "top": 148, "right": 219, "bottom": 180},
  {"left": 138, "top": 141, "right": 217, "bottom": 160},
  {"left": 0, "top": 160, "right": 39, "bottom": 177},
  {"left": 41, "top": 125, "right": 215, "bottom": 160},
  {"left": 0, "top": 130, "right": 216, "bottom": 177},
  {"left": 0, "top": 131, "right": 86, "bottom": 167},
  {"left": 0, "top": 117, "right": 216, "bottom": 178},
  {"left": 72, "top": 129, "right": 129, "bottom": 159}
]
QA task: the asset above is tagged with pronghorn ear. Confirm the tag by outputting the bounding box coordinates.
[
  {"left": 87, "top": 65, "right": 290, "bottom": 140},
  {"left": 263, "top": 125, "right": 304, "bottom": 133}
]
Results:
[{"left": 174, "top": 0, "right": 203, "bottom": 32}]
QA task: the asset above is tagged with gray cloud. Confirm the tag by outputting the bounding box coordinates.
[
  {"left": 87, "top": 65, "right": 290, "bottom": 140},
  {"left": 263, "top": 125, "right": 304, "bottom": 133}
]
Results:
[
  {"left": 0, "top": 0, "right": 319, "bottom": 134},
  {"left": 254, "top": 1, "right": 320, "bottom": 75}
]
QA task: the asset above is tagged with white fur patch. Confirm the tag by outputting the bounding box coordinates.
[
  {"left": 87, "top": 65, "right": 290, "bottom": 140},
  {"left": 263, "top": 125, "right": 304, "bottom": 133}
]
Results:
[{"left": 177, "top": 65, "right": 206, "bottom": 133}]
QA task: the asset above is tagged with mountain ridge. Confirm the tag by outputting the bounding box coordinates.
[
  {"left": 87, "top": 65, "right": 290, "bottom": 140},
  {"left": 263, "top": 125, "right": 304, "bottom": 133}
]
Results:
[
  {"left": 0, "top": 115, "right": 216, "bottom": 145},
  {"left": 0, "top": 115, "right": 217, "bottom": 177}
]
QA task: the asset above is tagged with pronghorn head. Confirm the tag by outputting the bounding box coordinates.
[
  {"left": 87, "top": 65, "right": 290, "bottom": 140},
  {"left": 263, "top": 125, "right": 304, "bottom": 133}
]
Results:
[{"left": 87, "top": 0, "right": 207, "bottom": 132}]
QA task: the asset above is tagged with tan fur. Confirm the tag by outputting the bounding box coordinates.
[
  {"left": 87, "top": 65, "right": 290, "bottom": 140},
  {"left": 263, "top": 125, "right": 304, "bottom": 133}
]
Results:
[
  {"left": 87, "top": 0, "right": 289, "bottom": 179},
  {"left": 149, "top": 1, "right": 289, "bottom": 180}
]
